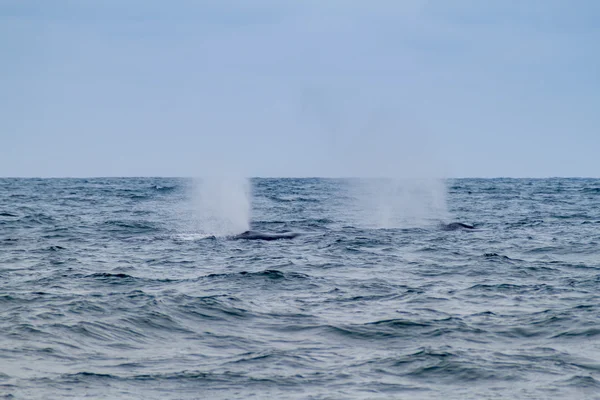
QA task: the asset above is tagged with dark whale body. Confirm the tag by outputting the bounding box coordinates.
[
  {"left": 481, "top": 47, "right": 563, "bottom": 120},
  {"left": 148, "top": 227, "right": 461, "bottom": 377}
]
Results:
[
  {"left": 233, "top": 230, "right": 300, "bottom": 241},
  {"left": 441, "top": 222, "right": 476, "bottom": 231},
  {"left": 233, "top": 224, "right": 475, "bottom": 240}
]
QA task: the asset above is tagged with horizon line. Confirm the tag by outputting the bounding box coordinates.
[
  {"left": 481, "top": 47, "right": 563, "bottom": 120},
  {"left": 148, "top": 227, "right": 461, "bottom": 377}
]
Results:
[{"left": 1, "top": 175, "right": 598, "bottom": 180}]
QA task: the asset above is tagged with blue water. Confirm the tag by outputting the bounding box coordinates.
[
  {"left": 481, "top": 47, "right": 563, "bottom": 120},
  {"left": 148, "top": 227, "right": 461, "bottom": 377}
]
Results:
[{"left": 1, "top": 178, "right": 600, "bottom": 399}]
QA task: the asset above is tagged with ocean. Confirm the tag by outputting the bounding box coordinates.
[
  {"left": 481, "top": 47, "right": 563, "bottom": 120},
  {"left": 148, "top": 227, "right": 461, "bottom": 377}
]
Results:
[{"left": 1, "top": 177, "right": 599, "bottom": 399}]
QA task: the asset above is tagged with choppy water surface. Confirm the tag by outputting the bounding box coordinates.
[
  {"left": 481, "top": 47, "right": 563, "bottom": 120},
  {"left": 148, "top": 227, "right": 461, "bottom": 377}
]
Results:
[{"left": 1, "top": 178, "right": 600, "bottom": 399}]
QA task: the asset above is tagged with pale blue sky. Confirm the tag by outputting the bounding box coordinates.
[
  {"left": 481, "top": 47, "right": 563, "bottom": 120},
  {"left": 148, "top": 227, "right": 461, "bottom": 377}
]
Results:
[{"left": 1, "top": 0, "right": 599, "bottom": 178}]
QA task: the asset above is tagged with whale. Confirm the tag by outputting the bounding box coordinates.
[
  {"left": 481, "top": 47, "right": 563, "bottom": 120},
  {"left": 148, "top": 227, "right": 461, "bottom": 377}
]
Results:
[
  {"left": 441, "top": 222, "right": 476, "bottom": 231},
  {"left": 233, "top": 224, "right": 475, "bottom": 240},
  {"left": 233, "top": 230, "right": 301, "bottom": 241}
]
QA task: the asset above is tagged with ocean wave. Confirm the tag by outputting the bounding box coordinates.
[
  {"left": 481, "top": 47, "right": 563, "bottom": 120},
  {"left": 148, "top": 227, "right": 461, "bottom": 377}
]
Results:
[{"left": 3, "top": 177, "right": 600, "bottom": 399}]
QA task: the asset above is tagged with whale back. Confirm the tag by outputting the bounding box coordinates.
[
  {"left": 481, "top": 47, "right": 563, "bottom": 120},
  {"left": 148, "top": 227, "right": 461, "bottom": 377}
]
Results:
[
  {"left": 442, "top": 222, "right": 476, "bottom": 231},
  {"left": 233, "top": 230, "right": 300, "bottom": 241}
]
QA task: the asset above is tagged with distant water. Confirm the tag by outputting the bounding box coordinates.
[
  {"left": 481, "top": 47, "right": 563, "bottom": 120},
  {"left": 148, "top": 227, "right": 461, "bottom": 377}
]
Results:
[{"left": 1, "top": 178, "right": 600, "bottom": 400}]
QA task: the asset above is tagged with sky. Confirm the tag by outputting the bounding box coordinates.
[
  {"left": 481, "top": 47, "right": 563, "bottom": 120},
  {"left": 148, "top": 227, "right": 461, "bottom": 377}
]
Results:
[{"left": 1, "top": 0, "right": 599, "bottom": 178}]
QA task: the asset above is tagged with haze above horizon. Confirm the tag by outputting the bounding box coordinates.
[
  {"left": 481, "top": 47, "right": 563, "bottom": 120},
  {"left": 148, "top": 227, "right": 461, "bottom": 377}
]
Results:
[{"left": 2, "top": 1, "right": 599, "bottom": 178}]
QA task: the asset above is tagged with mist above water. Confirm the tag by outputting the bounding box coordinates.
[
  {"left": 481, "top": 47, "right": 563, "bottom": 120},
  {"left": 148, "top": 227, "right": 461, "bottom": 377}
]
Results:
[
  {"left": 346, "top": 177, "right": 449, "bottom": 229},
  {"left": 301, "top": 88, "right": 451, "bottom": 228},
  {"left": 175, "top": 89, "right": 450, "bottom": 235},
  {"left": 184, "top": 176, "right": 251, "bottom": 236}
]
